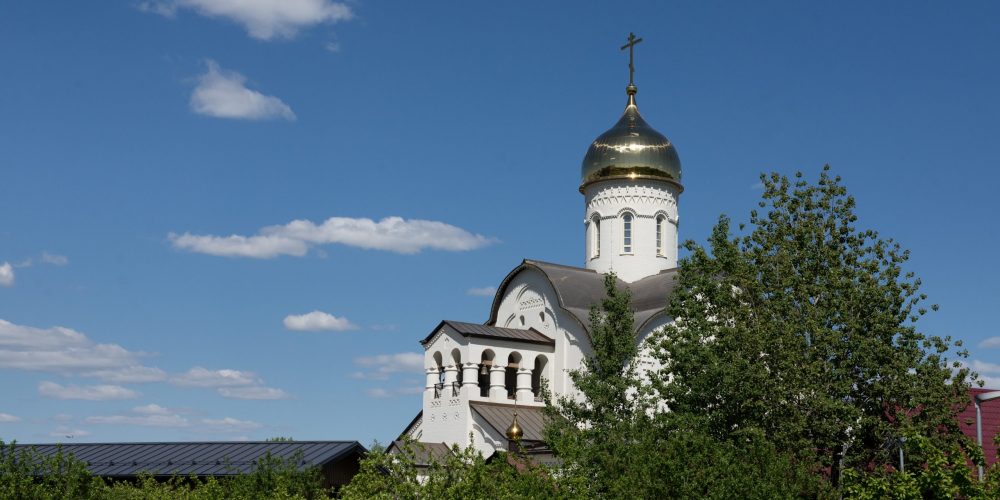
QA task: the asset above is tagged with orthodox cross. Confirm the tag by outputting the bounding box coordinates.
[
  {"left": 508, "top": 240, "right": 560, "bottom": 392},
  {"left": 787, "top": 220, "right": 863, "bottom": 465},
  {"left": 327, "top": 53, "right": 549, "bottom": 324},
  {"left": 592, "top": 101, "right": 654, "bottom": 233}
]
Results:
[{"left": 620, "top": 32, "right": 643, "bottom": 87}]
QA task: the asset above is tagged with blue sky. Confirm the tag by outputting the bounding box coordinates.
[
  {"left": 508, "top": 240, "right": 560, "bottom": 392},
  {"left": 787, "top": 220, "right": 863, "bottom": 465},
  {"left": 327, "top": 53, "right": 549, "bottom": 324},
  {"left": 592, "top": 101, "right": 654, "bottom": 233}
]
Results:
[{"left": 1, "top": 1, "right": 998, "bottom": 444}]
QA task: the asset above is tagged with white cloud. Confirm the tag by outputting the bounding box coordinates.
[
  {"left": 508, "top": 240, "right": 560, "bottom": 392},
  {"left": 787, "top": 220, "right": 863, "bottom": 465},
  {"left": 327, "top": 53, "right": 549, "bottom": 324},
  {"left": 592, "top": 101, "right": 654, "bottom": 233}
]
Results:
[
  {"left": 972, "top": 360, "right": 1000, "bottom": 374},
  {"left": 39, "top": 381, "right": 139, "bottom": 401},
  {"left": 190, "top": 60, "right": 295, "bottom": 121},
  {"left": 171, "top": 367, "right": 289, "bottom": 400},
  {"left": 980, "top": 337, "right": 1000, "bottom": 348},
  {"left": 87, "top": 413, "right": 189, "bottom": 428},
  {"left": 142, "top": 0, "right": 353, "bottom": 40},
  {"left": 0, "top": 262, "right": 13, "bottom": 287},
  {"left": 171, "top": 367, "right": 259, "bottom": 387},
  {"left": 981, "top": 376, "right": 1000, "bottom": 389},
  {"left": 324, "top": 41, "right": 341, "bottom": 53},
  {"left": 365, "top": 386, "right": 423, "bottom": 399},
  {"left": 84, "top": 366, "right": 167, "bottom": 383},
  {"left": 133, "top": 403, "right": 172, "bottom": 415},
  {"left": 466, "top": 286, "right": 496, "bottom": 297},
  {"left": 201, "top": 417, "right": 262, "bottom": 432},
  {"left": 0, "top": 412, "right": 20, "bottom": 423},
  {"left": 137, "top": 1, "right": 178, "bottom": 16},
  {"left": 365, "top": 387, "right": 390, "bottom": 398},
  {"left": 169, "top": 232, "right": 307, "bottom": 258},
  {"left": 87, "top": 405, "right": 266, "bottom": 433},
  {"left": 966, "top": 360, "right": 1000, "bottom": 389},
  {"left": 49, "top": 426, "right": 90, "bottom": 439},
  {"left": 87, "top": 404, "right": 190, "bottom": 428},
  {"left": 40, "top": 252, "right": 68, "bottom": 266},
  {"left": 354, "top": 352, "right": 424, "bottom": 380},
  {"left": 0, "top": 319, "right": 163, "bottom": 381},
  {"left": 269, "top": 217, "right": 496, "bottom": 253},
  {"left": 283, "top": 311, "right": 357, "bottom": 332},
  {"left": 218, "top": 386, "right": 291, "bottom": 400},
  {"left": 170, "top": 216, "right": 496, "bottom": 258}
]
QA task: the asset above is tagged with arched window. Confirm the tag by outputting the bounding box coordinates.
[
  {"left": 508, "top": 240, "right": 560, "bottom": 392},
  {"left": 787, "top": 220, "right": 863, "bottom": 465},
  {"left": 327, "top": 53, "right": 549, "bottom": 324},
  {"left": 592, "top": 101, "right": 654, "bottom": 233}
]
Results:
[
  {"left": 591, "top": 216, "right": 601, "bottom": 258},
  {"left": 656, "top": 215, "right": 665, "bottom": 256},
  {"left": 505, "top": 352, "right": 521, "bottom": 400},
  {"left": 531, "top": 355, "right": 549, "bottom": 400},
  {"left": 478, "top": 350, "right": 494, "bottom": 397},
  {"left": 432, "top": 352, "right": 444, "bottom": 397},
  {"left": 622, "top": 213, "right": 633, "bottom": 253},
  {"left": 451, "top": 349, "right": 462, "bottom": 387}
]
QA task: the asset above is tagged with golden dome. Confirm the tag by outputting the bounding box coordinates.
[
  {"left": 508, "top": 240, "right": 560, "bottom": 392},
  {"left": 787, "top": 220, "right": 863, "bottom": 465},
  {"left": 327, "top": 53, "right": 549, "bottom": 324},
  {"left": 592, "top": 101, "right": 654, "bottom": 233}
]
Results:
[{"left": 580, "top": 86, "right": 682, "bottom": 192}]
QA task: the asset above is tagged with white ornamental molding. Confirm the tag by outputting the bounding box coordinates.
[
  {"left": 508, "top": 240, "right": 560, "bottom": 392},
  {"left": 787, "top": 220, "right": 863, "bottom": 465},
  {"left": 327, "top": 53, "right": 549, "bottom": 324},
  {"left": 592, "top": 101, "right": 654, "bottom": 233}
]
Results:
[{"left": 587, "top": 183, "right": 678, "bottom": 210}]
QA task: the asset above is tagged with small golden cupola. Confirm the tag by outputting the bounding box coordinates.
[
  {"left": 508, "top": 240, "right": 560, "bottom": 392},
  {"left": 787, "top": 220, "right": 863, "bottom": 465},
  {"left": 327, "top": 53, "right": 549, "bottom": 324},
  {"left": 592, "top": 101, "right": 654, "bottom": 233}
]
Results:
[{"left": 505, "top": 411, "right": 523, "bottom": 441}]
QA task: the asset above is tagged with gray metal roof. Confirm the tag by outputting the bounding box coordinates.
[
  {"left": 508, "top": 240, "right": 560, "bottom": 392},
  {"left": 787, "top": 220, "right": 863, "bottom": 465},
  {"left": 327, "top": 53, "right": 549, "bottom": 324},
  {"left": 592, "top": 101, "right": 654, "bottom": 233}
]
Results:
[
  {"left": 386, "top": 441, "right": 454, "bottom": 466},
  {"left": 469, "top": 402, "right": 547, "bottom": 443},
  {"left": 8, "top": 441, "right": 364, "bottom": 477},
  {"left": 421, "top": 320, "right": 554, "bottom": 347},
  {"left": 488, "top": 259, "right": 678, "bottom": 335}
]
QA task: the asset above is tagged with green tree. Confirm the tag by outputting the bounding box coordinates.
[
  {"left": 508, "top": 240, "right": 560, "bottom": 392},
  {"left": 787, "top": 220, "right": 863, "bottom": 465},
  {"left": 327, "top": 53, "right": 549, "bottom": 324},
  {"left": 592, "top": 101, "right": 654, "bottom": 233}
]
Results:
[
  {"left": 652, "top": 167, "right": 975, "bottom": 488},
  {"left": 542, "top": 273, "right": 658, "bottom": 497},
  {"left": 1, "top": 439, "right": 330, "bottom": 499},
  {"left": 341, "top": 439, "right": 565, "bottom": 499},
  {"left": 0, "top": 440, "right": 105, "bottom": 500},
  {"left": 842, "top": 434, "right": 990, "bottom": 499},
  {"left": 542, "top": 275, "right": 825, "bottom": 499}
]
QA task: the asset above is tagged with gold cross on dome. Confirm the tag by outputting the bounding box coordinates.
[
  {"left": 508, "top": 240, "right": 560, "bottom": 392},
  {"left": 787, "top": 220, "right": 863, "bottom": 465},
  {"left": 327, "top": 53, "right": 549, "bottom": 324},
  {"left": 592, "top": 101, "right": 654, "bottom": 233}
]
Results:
[{"left": 620, "top": 32, "right": 643, "bottom": 87}]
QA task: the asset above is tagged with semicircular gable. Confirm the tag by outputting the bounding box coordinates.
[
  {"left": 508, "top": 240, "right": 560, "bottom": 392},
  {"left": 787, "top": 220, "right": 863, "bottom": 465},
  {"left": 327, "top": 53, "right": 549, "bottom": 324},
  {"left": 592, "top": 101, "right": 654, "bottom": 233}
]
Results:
[{"left": 488, "top": 259, "right": 680, "bottom": 340}]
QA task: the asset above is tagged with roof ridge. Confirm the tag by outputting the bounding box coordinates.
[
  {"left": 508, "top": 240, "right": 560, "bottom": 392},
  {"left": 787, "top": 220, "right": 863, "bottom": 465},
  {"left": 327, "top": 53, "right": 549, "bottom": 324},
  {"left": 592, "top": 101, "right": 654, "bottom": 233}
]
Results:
[
  {"left": 522, "top": 259, "right": 596, "bottom": 273},
  {"left": 444, "top": 320, "right": 541, "bottom": 333}
]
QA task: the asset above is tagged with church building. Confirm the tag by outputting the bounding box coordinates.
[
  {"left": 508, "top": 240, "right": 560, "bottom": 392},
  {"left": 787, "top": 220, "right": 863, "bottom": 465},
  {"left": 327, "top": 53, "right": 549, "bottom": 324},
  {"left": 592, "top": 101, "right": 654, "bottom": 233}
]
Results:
[{"left": 396, "top": 35, "right": 682, "bottom": 457}]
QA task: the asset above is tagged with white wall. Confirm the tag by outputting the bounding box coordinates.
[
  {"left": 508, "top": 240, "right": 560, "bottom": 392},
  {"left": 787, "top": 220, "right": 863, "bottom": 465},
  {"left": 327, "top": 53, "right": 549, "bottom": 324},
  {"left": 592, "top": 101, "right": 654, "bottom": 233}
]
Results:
[
  {"left": 419, "top": 316, "right": 557, "bottom": 453},
  {"left": 414, "top": 267, "right": 675, "bottom": 454},
  {"left": 583, "top": 179, "right": 681, "bottom": 283},
  {"left": 492, "top": 268, "right": 593, "bottom": 399}
]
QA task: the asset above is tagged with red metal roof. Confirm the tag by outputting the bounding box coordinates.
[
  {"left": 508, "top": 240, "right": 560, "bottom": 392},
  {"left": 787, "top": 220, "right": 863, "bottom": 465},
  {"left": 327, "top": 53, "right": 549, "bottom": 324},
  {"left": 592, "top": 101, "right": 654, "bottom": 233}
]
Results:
[{"left": 958, "top": 388, "right": 1000, "bottom": 467}]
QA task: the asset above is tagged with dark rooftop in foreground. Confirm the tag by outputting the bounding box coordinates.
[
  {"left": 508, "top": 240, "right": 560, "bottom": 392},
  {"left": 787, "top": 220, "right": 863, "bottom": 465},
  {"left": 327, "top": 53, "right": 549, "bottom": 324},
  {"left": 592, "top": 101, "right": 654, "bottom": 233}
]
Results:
[{"left": 7, "top": 440, "right": 365, "bottom": 487}]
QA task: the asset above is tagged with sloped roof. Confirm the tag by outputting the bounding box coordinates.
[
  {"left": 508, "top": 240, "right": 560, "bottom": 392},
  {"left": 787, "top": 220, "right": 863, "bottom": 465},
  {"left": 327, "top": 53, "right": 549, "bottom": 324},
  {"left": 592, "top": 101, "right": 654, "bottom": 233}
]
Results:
[
  {"left": 397, "top": 411, "right": 423, "bottom": 440},
  {"left": 470, "top": 401, "right": 547, "bottom": 443},
  {"left": 488, "top": 259, "right": 679, "bottom": 335},
  {"left": 386, "top": 441, "right": 454, "bottom": 466},
  {"left": 7, "top": 441, "right": 365, "bottom": 477},
  {"left": 420, "top": 320, "right": 554, "bottom": 347}
]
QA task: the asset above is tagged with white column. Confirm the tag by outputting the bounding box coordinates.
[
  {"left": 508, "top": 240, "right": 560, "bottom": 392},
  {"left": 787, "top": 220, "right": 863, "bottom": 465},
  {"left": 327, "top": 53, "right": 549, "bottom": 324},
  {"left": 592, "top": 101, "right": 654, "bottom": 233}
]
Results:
[
  {"left": 425, "top": 367, "right": 439, "bottom": 393},
  {"left": 462, "top": 363, "right": 479, "bottom": 388},
  {"left": 442, "top": 365, "right": 458, "bottom": 397},
  {"left": 489, "top": 366, "right": 506, "bottom": 400},
  {"left": 516, "top": 368, "right": 533, "bottom": 403},
  {"left": 461, "top": 362, "right": 479, "bottom": 398}
]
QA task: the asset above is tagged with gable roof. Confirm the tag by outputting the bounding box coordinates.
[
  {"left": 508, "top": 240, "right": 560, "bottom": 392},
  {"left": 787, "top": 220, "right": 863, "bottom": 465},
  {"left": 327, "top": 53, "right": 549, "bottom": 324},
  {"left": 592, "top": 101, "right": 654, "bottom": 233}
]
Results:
[
  {"left": 420, "top": 320, "right": 554, "bottom": 347},
  {"left": 470, "top": 401, "right": 547, "bottom": 443},
  {"left": 488, "top": 259, "right": 679, "bottom": 335},
  {"left": 7, "top": 441, "right": 365, "bottom": 478}
]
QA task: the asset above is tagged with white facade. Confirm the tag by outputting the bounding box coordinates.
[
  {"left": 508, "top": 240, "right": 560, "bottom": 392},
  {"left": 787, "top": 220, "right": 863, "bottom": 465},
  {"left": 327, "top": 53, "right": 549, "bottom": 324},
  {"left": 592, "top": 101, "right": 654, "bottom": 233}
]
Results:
[{"left": 400, "top": 84, "right": 683, "bottom": 457}]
